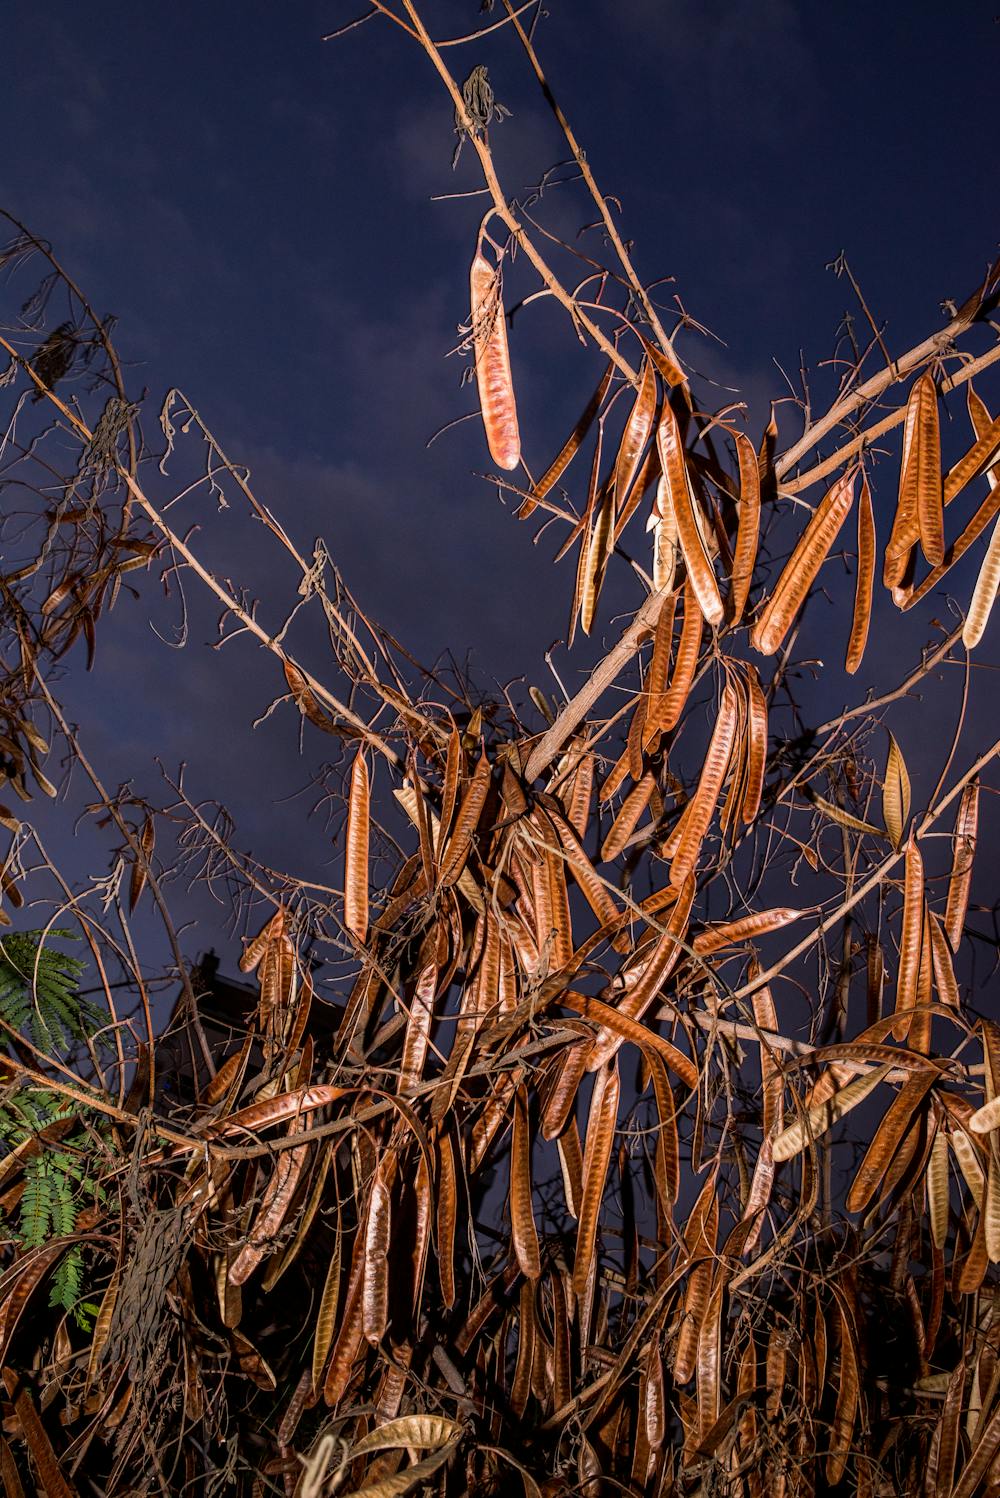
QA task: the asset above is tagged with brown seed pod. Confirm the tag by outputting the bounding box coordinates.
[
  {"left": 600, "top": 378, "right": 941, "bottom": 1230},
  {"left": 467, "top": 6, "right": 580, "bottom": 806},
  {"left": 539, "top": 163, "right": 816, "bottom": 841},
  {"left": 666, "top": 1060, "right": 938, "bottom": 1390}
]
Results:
[
  {"left": 845, "top": 472, "right": 875, "bottom": 674},
  {"left": 751, "top": 468, "right": 857, "bottom": 655},
  {"left": 656, "top": 403, "right": 723, "bottom": 625},
  {"left": 344, "top": 749, "right": 370, "bottom": 943},
  {"left": 728, "top": 431, "right": 760, "bottom": 625},
  {"left": 470, "top": 249, "right": 520, "bottom": 471},
  {"left": 945, "top": 778, "right": 979, "bottom": 951}
]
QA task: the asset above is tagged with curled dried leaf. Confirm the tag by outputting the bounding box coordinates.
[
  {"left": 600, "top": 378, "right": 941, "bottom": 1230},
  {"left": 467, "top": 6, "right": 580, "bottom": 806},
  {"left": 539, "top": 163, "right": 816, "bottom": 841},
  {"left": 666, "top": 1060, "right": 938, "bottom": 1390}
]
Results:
[{"left": 882, "top": 731, "right": 911, "bottom": 850}]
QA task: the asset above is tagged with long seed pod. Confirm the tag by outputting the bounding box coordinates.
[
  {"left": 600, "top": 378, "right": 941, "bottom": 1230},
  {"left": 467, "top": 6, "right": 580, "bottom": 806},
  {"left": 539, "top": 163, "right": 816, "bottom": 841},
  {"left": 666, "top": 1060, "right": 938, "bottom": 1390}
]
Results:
[
  {"left": 600, "top": 770, "right": 655, "bottom": 862},
  {"left": 884, "top": 369, "right": 938, "bottom": 578},
  {"left": 961, "top": 386, "right": 1000, "bottom": 646},
  {"left": 439, "top": 749, "right": 490, "bottom": 888},
  {"left": 741, "top": 664, "right": 767, "bottom": 822},
  {"left": 927, "top": 1126, "right": 950, "bottom": 1249},
  {"left": 963, "top": 513, "right": 1000, "bottom": 650},
  {"left": 900, "top": 474, "right": 1000, "bottom": 613},
  {"left": 511, "top": 1084, "right": 542, "bottom": 1279},
  {"left": 945, "top": 778, "right": 979, "bottom": 951},
  {"left": 643, "top": 586, "right": 676, "bottom": 739},
  {"left": 510, "top": 1281, "right": 535, "bottom": 1416},
  {"left": 944, "top": 386, "right": 1000, "bottom": 503},
  {"left": 891, "top": 833, "right": 924, "bottom": 1043},
  {"left": 649, "top": 477, "right": 678, "bottom": 595},
  {"left": 771, "top": 1064, "right": 891, "bottom": 1162},
  {"left": 470, "top": 249, "right": 520, "bottom": 470},
  {"left": 573, "top": 1059, "right": 620, "bottom": 1295},
  {"left": 557, "top": 1118, "right": 584, "bottom": 1218},
  {"left": 323, "top": 1242, "right": 366, "bottom": 1406},
  {"left": 719, "top": 669, "right": 748, "bottom": 838},
  {"left": 844, "top": 1068, "right": 936, "bottom": 1215},
  {"left": 229, "top": 1144, "right": 309, "bottom": 1286},
  {"left": 987, "top": 1152, "right": 1000, "bottom": 1263},
  {"left": 657, "top": 404, "right": 724, "bottom": 624},
  {"left": 562, "top": 747, "right": 595, "bottom": 839},
  {"left": 846, "top": 471, "right": 875, "bottom": 674},
  {"left": 344, "top": 749, "right": 370, "bottom": 944},
  {"left": 675, "top": 1260, "right": 713, "bottom": 1385},
  {"left": 541, "top": 1042, "right": 588, "bottom": 1141},
  {"left": 435, "top": 1132, "right": 458, "bottom": 1308},
  {"left": 909, "top": 370, "right": 945, "bottom": 564},
  {"left": 615, "top": 436, "right": 661, "bottom": 543},
  {"left": 566, "top": 426, "right": 606, "bottom": 645},
  {"left": 728, "top": 431, "right": 760, "bottom": 624},
  {"left": 612, "top": 356, "right": 657, "bottom": 513},
  {"left": 669, "top": 681, "right": 738, "bottom": 886},
  {"left": 585, "top": 873, "right": 696, "bottom": 1072},
  {"left": 751, "top": 468, "right": 857, "bottom": 655},
  {"left": 826, "top": 1295, "right": 861, "bottom": 1486},
  {"left": 928, "top": 912, "right": 960, "bottom": 1011},
  {"left": 647, "top": 579, "right": 702, "bottom": 741},
  {"left": 948, "top": 1123, "right": 985, "bottom": 1207},
  {"left": 399, "top": 953, "right": 438, "bottom": 1094},
  {"left": 520, "top": 360, "right": 613, "bottom": 519},
  {"left": 311, "top": 1239, "right": 342, "bottom": 1390},
  {"left": 549, "top": 805, "right": 622, "bottom": 933},
  {"left": 693, "top": 906, "right": 803, "bottom": 958},
  {"left": 580, "top": 489, "right": 615, "bottom": 637},
  {"left": 646, "top": 1049, "right": 680, "bottom": 1207},
  {"left": 547, "top": 1270, "right": 571, "bottom": 1417},
  {"left": 696, "top": 1276, "right": 724, "bottom": 1441},
  {"left": 362, "top": 1153, "right": 396, "bottom": 1344}
]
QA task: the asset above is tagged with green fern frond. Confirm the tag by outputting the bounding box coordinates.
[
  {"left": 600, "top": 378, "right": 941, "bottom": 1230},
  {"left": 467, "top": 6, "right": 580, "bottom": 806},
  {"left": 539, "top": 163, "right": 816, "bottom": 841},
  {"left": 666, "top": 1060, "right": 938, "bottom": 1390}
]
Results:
[
  {"left": 0, "top": 932, "right": 110, "bottom": 1322},
  {"left": 0, "top": 929, "right": 98, "bottom": 1052}
]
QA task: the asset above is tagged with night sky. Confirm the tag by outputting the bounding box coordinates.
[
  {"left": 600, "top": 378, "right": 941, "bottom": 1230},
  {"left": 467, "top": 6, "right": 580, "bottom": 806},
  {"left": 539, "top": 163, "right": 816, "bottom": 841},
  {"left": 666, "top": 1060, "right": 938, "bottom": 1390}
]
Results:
[{"left": 1, "top": 2, "right": 997, "bottom": 1002}]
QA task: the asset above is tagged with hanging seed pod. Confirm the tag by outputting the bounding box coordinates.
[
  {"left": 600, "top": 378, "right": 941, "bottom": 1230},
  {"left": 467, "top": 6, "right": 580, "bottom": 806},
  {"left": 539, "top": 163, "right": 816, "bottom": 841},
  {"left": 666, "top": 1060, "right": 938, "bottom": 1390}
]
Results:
[{"left": 470, "top": 249, "right": 520, "bottom": 471}]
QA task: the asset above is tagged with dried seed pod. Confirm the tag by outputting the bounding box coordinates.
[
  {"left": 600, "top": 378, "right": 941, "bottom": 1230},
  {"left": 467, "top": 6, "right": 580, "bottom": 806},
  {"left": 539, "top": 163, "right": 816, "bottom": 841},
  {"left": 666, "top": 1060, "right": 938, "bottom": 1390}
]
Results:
[
  {"left": 845, "top": 472, "right": 875, "bottom": 674},
  {"left": 728, "top": 431, "right": 760, "bottom": 624},
  {"left": 945, "top": 779, "right": 979, "bottom": 951},
  {"left": 891, "top": 833, "right": 924, "bottom": 1043},
  {"left": 470, "top": 249, "right": 520, "bottom": 471},
  {"left": 751, "top": 468, "right": 857, "bottom": 655},
  {"left": 343, "top": 749, "right": 370, "bottom": 943},
  {"left": 656, "top": 403, "right": 723, "bottom": 625}
]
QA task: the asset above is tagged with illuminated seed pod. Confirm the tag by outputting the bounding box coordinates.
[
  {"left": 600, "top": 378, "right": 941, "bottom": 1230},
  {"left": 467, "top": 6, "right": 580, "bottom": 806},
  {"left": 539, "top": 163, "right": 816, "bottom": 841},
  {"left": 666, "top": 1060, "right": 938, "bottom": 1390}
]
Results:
[{"left": 470, "top": 250, "right": 520, "bottom": 471}]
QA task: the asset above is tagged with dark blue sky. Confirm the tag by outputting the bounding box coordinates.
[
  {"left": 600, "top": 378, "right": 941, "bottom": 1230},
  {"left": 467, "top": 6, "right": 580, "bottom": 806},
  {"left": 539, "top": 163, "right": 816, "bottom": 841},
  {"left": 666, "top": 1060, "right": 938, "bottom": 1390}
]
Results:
[{"left": 1, "top": 2, "right": 996, "bottom": 984}]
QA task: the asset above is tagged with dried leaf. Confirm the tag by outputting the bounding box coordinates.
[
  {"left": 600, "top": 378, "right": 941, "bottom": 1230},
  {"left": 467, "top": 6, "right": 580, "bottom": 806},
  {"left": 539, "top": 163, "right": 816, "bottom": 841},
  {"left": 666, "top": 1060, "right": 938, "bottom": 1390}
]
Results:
[
  {"left": 520, "top": 360, "right": 612, "bottom": 518},
  {"left": 882, "top": 731, "right": 911, "bottom": 850},
  {"left": 128, "top": 811, "right": 155, "bottom": 914}
]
